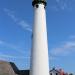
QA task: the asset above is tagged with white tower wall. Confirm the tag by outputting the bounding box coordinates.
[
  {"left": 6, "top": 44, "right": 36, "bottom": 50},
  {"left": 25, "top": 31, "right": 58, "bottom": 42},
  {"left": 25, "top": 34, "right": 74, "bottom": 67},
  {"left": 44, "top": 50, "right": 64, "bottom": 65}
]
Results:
[{"left": 30, "top": 2, "right": 49, "bottom": 75}]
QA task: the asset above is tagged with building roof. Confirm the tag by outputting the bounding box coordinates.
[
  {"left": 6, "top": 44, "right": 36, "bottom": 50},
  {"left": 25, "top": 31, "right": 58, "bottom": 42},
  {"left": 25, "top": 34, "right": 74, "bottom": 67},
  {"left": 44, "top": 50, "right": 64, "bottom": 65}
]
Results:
[{"left": 50, "top": 68, "right": 60, "bottom": 73}]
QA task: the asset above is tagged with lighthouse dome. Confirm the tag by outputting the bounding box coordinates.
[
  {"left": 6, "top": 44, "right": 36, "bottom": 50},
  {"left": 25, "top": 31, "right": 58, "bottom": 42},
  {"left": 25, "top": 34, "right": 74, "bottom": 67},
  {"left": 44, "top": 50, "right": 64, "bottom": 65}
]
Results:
[
  {"left": 32, "top": 0, "right": 47, "bottom": 6},
  {"left": 33, "top": 0, "right": 46, "bottom": 1}
]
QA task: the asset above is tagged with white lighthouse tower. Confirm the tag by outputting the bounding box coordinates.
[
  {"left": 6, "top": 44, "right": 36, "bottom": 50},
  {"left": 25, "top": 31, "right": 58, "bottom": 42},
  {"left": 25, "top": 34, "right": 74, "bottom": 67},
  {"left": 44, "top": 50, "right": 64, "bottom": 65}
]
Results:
[{"left": 30, "top": 0, "right": 49, "bottom": 75}]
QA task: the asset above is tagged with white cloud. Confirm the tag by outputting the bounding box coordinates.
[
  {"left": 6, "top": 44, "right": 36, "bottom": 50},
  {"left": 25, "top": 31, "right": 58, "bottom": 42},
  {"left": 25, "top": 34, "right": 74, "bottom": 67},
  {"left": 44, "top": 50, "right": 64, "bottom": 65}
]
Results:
[
  {"left": 3, "top": 8, "right": 32, "bottom": 32},
  {"left": 3, "top": 8, "right": 17, "bottom": 22},
  {"left": 69, "top": 35, "right": 75, "bottom": 39},
  {"left": 0, "top": 40, "right": 29, "bottom": 54},
  {"left": 0, "top": 40, "right": 31, "bottom": 60},
  {"left": 26, "top": 27, "right": 32, "bottom": 32},
  {"left": 50, "top": 41, "right": 75, "bottom": 56},
  {"left": 0, "top": 40, "right": 4, "bottom": 44},
  {"left": 0, "top": 52, "right": 30, "bottom": 60},
  {"left": 49, "top": 0, "right": 74, "bottom": 11},
  {"left": 18, "top": 20, "right": 32, "bottom": 32}
]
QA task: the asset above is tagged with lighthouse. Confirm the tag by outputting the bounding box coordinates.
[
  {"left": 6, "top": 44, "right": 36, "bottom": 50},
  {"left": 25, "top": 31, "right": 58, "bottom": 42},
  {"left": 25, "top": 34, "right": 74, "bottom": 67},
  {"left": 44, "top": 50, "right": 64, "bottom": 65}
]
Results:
[{"left": 30, "top": 0, "right": 49, "bottom": 75}]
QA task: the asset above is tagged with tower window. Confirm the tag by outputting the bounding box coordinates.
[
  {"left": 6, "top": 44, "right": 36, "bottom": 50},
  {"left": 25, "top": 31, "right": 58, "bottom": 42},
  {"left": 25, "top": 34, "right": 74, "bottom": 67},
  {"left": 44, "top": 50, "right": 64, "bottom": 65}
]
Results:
[
  {"left": 50, "top": 73, "right": 52, "bottom": 75},
  {"left": 36, "top": 4, "right": 39, "bottom": 8},
  {"left": 56, "top": 73, "right": 58, "bottom": 75}
]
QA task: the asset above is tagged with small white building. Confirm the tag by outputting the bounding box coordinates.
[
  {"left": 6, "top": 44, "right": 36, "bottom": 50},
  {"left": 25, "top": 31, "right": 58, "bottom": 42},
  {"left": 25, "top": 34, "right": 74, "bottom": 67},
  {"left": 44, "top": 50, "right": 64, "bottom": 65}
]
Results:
[{"left": 50, "top": 68, "right": 60, "bottom": 75}]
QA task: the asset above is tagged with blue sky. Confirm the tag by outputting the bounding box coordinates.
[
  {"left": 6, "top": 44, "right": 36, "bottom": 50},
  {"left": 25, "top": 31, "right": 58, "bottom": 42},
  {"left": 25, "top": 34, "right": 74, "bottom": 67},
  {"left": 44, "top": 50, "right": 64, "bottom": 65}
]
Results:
[{"left": 0, "top": 0, "right": 75, "bottom": 73}]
